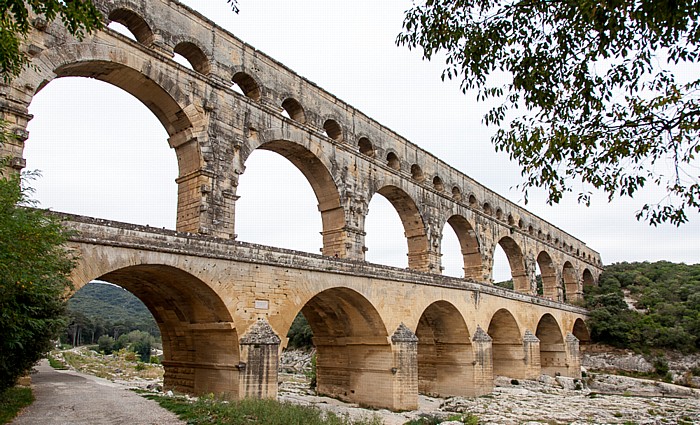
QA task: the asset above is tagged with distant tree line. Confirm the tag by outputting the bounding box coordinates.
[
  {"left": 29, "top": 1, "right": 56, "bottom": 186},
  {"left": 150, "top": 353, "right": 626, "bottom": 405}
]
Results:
[{"left": 585, "top": 261, "right": 700, "bottom": 353}]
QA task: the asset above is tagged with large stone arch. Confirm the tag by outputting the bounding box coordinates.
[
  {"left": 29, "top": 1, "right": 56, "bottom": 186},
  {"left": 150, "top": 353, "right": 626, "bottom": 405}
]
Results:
[
  {"left": 582, "top": 268, "right": 596, "bottom": 291},
  {"left": 72, "top": 263, "right": 238, "bottom": 398},
  {"left": 16, "top": 42, "right": 211, "bottom": 234},
  {"left": 241, "top": 129, "right": 345, "bottom": 257},
  {"left": 562, "top": 261, "right": 580, "bottom": 302},
  {"left": 494, "top": 236, "right": 529, "bottom": 293},
  {"left": 416, "top": 301, "right": 475, "bottom": 397},
  {"left": 535, "top": 313, "right": 566, "bottom": 377},
  {"left": 443, "top": 215, "right": 483, "bottom": 281},
  {"left": 487, "top": 308, "right": 528, "bottom": 379},
  {"left": 572, "top": 318, "right": 591, "bottom": 345},
  {"left": 292, "top": 287, "right": 393, "bottom": 409},
  {"left": 369, "top": 185, "right": 430, "bottom": 272},
  {"left": 536, "top": 251, "right": 559, "bottom": 300}
]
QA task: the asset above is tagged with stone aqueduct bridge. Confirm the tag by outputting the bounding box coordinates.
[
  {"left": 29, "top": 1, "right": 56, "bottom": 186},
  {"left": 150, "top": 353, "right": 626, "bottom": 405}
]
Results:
[{"left": 0, "top": 0, "right": 603, "bottom": 411}]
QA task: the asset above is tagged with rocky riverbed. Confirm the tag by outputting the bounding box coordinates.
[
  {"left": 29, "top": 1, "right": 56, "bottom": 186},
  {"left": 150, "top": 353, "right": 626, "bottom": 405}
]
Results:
[{"left": 54, "top": 347, "right": 700, "bottom": 424}]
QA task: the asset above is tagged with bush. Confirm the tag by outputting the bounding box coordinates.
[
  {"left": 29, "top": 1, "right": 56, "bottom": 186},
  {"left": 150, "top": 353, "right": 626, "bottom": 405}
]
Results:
[
  {"left": 98, "top": 335, "right": 115, "bottom": 354},
  {"left": 287, "top": 313, "right": 314, "bottom": 349},
  {"left": 0, "top": 169, "right": 75, "bottom": 392}
]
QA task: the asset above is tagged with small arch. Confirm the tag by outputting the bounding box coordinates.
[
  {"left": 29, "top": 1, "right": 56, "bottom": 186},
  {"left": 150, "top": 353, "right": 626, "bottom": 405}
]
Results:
[
  {"left": 281, "top": 98, "right": 306, "bottom": 123},
  {"left": 374, "top": 185, "right": 430, "bottom": 271},
  {"left": 358, "top": 137, "right": 375, "bottom": 157},
  {"left": 323, "top": 119, "right": 343, "bottom": 142},
  {"left": 445, "top": 215, "right": 482, "bottom": 280},
  {"left": 488, "top": 309, "right": 524, "bottom": 378},
  {"left": 107, "top": 8, "right": 154, "bottom": 45},
  {"left": 562, "top": 261, "right": 578, "bottom": 302},
  {"left": 433, "top": 176, "right": 444, "bottom": 192},
  {"left": 173, "top": 41, "right": 211, "bottom": 75},
  {"left": 582, "top": 268, "right": 595, "bottom": 288},
  {"left": 572, "top": 318, "right": 591, "bottom": 344},
  {"left": 451, "top": 186, "right": 462, "bottom": 201},
  {"left": 495, "top": 208, "right": 503, "bottom": 220},
  {"left": 386, "top": 152, "right": 401, "bottom": 171},
  {"left": 536, "top": 314, "right": 566, "bottom": 377},
  {"left": 468, "top": 194, "right": 477, "bottom": 206},
  {"left": 416, "top": 301, "right": 473, "bottom": 397},
  {"left": 483, "top": 202, "right": 493, "bottom": 215},
  {"left": 547, "top": 233, "right": 552, "bottom": 242},
  {"left": 554, "top": 237, "right": 559, "bottom": 246},
  {"left": 495, "top": 236, "right": 528, "bottom": 293},
  {"left": 411, "top": 164, "right": 425, "bottom": 182},
  {"left": 538, "top": 230, "right": 544, "bottom": 239},
  {"left": 518, "top": 219, "right": 524, "bottom": 229},
  {"left": 231, "top": 71, "right": 261, "bottom": 101},
  {"left": 528, "top": 225, "right": 534, "bottom": 235},
  {"left": 537, "top": 251, "right": 559, "bottom": 300},
  {"left": 508, "top": 214, "right": 515, "bottom": 226}
]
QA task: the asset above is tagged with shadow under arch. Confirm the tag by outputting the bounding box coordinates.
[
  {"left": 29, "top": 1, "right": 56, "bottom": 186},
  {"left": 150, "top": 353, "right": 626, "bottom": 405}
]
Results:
[
  {"left": 562, "top": 261, "right": 579, "bottom": 302},
  {"left": 243, "top": 138, "right": 345, "bottom": 257},
  {"left": 443, "top": 215, "right": 482, "bottom": 280},
  {"left": 572, "top": 318, "right": 591, "bottom": 345},
  {"left": 371, "top": 185, "right": 430, "bottom": 271},
  {"left": 535, "top": 313, "right": 566, "bottom": 376},
  {"left": 294, "top": 287, "right": 391, "bottom": 408},
  {"left": 85, "top": 264, "right": 238, "bottom": 398},
  {"left": 416, "top": 301, "right": 475, "bottom": 397},
  {"left": 494, "top": 236, "right": 529, "bottom": 293},
  {"left": 487, "top": 308, "right": 526, "bottom": 379}
]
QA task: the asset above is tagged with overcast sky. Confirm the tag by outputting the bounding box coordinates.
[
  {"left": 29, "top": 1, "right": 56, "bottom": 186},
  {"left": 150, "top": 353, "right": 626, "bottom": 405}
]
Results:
[{"left": 22, "top": 0, "right": 699, "bottom": 281}]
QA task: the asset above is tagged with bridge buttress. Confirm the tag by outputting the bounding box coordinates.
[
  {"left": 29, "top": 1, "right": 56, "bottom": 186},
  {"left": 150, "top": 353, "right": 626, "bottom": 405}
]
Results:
[{"left": 238, "top": 318, "right": 281, "bottom": 399}]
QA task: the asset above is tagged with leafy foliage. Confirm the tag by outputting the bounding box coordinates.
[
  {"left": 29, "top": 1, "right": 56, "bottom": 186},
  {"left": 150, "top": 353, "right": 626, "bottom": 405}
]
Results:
[
  {"left": 287, "top": 312, "right": 314, "bottom": 349},
  {"left": 585, "top": 261, "right": 700, "bottom": 353},
  {"left": 397, "top": 0, "right": 700, "bottom": 225},
  {"left": 0, "top": 0, "right": 103, "bottom": 82},
  {"left": 0, "top": 386, "right": 33, "bottom": 424},
  {"left": 0, "top": 168, "right": 75, "bottom": 392}
]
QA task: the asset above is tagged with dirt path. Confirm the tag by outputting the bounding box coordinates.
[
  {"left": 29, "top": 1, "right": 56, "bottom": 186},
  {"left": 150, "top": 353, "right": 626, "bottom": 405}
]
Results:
[{"left": 11, "top": 360, "right": 184, "bottom": 425}]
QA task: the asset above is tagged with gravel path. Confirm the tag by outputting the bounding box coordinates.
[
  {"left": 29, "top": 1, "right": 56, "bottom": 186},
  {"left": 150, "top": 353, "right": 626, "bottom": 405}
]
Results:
[{"left": 11, "top": 360, "right": 184, "bottom": 425}]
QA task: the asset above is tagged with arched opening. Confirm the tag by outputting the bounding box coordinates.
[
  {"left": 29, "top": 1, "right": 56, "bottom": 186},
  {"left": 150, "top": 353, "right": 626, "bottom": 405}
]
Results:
[
  {"left": 107, "top": 8, "right": 154, "bottom": 45},
  {"left": 323, "top": 119, "right": 343, "bottom": 142},
  {"left": 364, "top": 192, "right": 407, "bottom": 268},
  {"left": 451, "top": 186, "right": 462, "bottom": 201},
  {"left": 442, "top": 215, "right": 482, "bottom": 280},
  {"left": 416, "top": 301, "right": 473, "bottom": 397},
  {"left": 294, "top": 288, "right": 390, "bottom": 408},
  {"left": 537, "top": 251, "right": 559, "bottom": 300},
  {"left": 487, "top": 309, "right": 524, "bottom": 378},
  {"left": 483, "top": 202, "right": 493, "bottom": 215},
  {"left": 71, "top": 265, "right": 237, "bottom": 397},
  {"left": 535, "top": 314, "right": 566, "bottom": 377},
  {"left": 236, "top": 140, "right": 343, "bottom": 257},
  {"left": 368, "top": 186, "right": 430, "bottom": 272},
  {"left": 495, "top": 208, "right": 503, "bottom": 221},
  {"left": 582, "top": 269, "right": 595, "bottom": 290},
  {"left": 231, "top": 71, "right": 261, "bottom": 101},
  {"left": 433, "top": 176, "right": 444, "bottom": 192},
  {"left": 508, "top": 214, "right": 515, "bottom": 226},
  {"left": 492, "top": 244, "right": 512, "bottom": 288},
  {"left": 387, "top": 152, "right": 401, "bottom": 171},
  {"left": 358, "top": 137, "right": 375, "bottom": 157},
  {"left": 107, "top": 21, "right": 137, "bottom": 41},
  {"left": 494, "top": 237, "right": 529, "bottom": 293},
  {"left": 281, "top": 98, "right": 306, "bottom": 123},
  {"left": 25, "top": 73, "right": 182, "bottom": 228},
  {"left": 173, "top": 41, "right": 211, "bottom": 75},
  {"left": 562, "top": 262, "right": 579, "bottom": 302},
  {"left": 411, "top": 164, "right": 425, "bottom": 182},
  {"left": 572, "top": 318, "right": 591, "bottom": 348},
  {"left": 468, "top": 194, "right": 477, "bottom": 207}
]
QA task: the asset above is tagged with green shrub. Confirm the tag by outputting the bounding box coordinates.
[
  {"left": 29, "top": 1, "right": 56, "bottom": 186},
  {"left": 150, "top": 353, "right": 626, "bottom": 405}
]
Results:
[{"left": 0, "top": 387, "right": 34, "bottom": 424}]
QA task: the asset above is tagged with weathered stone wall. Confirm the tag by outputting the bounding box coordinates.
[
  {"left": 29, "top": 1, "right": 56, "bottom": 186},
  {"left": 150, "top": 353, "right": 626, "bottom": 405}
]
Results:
[
  {"left": 0, "top": 0, "right": 603, "bottom": 302},
  {"left": 64, "top": 215, "right": 591, "bottom": 410}
]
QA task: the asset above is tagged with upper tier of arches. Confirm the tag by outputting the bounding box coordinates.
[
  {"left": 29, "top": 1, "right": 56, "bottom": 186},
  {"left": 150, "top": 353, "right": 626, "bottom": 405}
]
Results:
[{"left": 5, "top": 0, "right": 602, "bottom": 302}]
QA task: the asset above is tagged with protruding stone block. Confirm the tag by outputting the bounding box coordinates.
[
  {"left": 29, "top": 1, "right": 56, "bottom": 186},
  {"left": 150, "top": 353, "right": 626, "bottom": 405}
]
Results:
[
  {"left": 239, "top": 318, "right": 280, "bottom": 399},
  {"left": 523, "top": 330, "right": 541, "bottom": 379},
  {"left": 472, "top": 326, "right": 494, "bottom": 394},
  {"left": 565, "top": 332, "right": 581, "bottom": 378},
  {"left": 391, "top": 323, "right": 419, "bottom": 410}
]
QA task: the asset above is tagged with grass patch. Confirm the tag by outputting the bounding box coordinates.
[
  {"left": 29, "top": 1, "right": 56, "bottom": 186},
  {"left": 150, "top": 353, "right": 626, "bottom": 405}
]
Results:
[
  {"left": 0, "top": 387, "right": 34, "bottom": 424},
  {"left": 404, "top": 413, "right": 478, "bottom": 424},
  {"left": 47, "top": 354, "right": 68, "bottom": 370},
  {"left": 144, "top": 394, "right": 382, "bottom": 425}
]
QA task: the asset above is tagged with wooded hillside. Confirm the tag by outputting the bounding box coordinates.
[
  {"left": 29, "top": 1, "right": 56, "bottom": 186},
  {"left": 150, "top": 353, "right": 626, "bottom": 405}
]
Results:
[{"left": 585, "top": 261, "right": 700, "bottom": 353}]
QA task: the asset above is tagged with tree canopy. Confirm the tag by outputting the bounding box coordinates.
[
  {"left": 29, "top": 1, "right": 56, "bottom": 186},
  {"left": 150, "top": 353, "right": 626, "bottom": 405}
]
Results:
[{"left": 397, "top": 0, "right": 700, "bottom": 225}]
